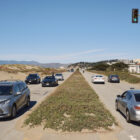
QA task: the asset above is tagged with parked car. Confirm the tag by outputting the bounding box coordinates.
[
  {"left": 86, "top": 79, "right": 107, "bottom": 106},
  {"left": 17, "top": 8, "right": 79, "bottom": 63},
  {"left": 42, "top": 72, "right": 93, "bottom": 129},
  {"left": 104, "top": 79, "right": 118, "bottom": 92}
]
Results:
[
  {"left": 25, "top": 74, "right": 41, "bottom": 84},
  {"left": 42, "top": 76, "right": 58, "bottom": 87},
  {"left": 91, "top": 75, "right": 105, "bottom": 84},
  {"left": 0, "top": 80, "right": 30, "bottom": 119},
  {"left": 55, "top": 73, "right": 64, "bottom": 81},
  {"left": 108, "top": 75, "right": 120, "bottom": 83},
  {"left": 116, "top": 89, "right": 140, "bottom": 122}
]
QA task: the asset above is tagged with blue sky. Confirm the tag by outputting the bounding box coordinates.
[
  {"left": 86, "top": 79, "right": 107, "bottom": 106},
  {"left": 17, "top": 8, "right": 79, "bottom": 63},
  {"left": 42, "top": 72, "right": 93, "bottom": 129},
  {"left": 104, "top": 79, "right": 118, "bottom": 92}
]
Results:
[{"left": 0, "top": 0, "right": 140, "bottom": 63}]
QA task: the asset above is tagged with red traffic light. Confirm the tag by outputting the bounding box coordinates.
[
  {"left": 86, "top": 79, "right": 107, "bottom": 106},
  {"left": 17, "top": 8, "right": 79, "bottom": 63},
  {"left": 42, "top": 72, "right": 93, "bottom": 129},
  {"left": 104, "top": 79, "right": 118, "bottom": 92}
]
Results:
[{"left": 132, "top": 9, "right": 139, "bottom": 23}]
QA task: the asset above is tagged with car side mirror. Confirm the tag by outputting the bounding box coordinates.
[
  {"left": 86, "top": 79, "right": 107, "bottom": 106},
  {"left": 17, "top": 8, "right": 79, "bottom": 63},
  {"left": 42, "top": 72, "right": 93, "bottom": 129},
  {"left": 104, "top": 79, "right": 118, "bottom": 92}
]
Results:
[
  {"left": 117, "top": 95, "right": 121, "bottom": 98},
  {"left": 16, "top": 91, "right": 21, "bottom": 95}
]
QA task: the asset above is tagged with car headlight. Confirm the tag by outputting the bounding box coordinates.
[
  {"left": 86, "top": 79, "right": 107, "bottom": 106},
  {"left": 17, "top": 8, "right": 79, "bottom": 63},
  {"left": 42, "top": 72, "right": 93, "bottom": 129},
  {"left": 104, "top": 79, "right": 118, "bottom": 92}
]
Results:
[{"left": 0, "top": 99, "right": 10, "bottom": 105}]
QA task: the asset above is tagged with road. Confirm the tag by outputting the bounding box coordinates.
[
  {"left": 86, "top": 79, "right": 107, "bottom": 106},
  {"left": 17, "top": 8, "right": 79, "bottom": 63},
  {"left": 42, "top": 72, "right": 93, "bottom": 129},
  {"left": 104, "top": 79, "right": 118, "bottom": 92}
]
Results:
[
  {"left": 82, "top": 71, "right": 140, "bottom": 140},
  {"left": 0, "top": 72, "right": 72, "bottom": 140}
]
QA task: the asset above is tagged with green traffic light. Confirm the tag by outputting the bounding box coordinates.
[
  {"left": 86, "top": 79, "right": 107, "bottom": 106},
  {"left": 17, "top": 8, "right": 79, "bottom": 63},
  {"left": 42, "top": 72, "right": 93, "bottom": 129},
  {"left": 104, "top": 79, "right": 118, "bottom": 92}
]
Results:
[{"left": 134, "top": 18, "right": 137, "bottom": 22}]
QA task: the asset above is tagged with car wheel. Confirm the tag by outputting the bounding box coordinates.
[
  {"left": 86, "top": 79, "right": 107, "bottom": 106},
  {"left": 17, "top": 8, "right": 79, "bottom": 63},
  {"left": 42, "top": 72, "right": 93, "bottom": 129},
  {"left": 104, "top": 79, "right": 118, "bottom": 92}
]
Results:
[
  {"left": 115, "top": 102, "right": 119, "bottom": 111},
  {"left": 11, "top": 105, "right": 17, "bottom": 118},
  {"left": 126, "top": 110, "right": 131, "bottom": 123},
  {"left": 26, "top": 97, "right": 30, "bottom": 107}
]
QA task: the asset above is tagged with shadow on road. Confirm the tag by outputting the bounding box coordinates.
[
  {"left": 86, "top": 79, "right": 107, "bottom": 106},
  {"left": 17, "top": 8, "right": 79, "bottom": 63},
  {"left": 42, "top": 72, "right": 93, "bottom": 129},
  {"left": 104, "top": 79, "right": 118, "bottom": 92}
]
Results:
[
  {"left": 0, "top": 101, "right": 37, "bottom": 121},
  {"left": 118, "top": 110, "right": 140, "bottom": 126},
  {"left": 16, "top": 101, "right": 37, "bottom": 118}
]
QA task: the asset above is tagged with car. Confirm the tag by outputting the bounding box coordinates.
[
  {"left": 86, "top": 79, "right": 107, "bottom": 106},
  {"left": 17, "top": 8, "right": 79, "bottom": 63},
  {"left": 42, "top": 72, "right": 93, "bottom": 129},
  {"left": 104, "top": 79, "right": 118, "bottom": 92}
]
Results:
[
  {"left": 25, "top": 74, "right": 41, "bottom": 84},
  {"left": 108, "top": 75, "right": 120, "bottom": 83},
  {"left": 55, "top": 73, "right": 64, "bottom": 81},
  {"left": 91, "top": 75, "right": 105, "bottom": 84},
  {"left": 71, "top": 69, "right": 74, "bottom": 72},
  {"left": 42, "top": 76, "right": 58, "bottom": 87},
  {"left": 0, "top": 80, "right": 30, "bottom": 119},
  {"left": 116, "top": 89, "right": 140, "bottom": 123}
]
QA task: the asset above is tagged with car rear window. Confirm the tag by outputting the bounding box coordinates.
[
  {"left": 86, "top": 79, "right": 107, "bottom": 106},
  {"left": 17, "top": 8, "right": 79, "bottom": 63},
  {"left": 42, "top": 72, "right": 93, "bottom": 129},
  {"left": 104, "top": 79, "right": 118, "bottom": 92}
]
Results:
[
  {"left": 0, "top": 85, "right": 13, "bottom": 95},
  {"left": 134, "top": 94, "right": 140, "bottom": 102}
]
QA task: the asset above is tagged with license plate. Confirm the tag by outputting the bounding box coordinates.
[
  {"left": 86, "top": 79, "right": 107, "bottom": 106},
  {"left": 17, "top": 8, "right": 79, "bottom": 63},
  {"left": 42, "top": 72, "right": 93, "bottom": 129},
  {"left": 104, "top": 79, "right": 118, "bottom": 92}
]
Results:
[{"left": 112, "top": 78, "right": 117, "bottom": 80}]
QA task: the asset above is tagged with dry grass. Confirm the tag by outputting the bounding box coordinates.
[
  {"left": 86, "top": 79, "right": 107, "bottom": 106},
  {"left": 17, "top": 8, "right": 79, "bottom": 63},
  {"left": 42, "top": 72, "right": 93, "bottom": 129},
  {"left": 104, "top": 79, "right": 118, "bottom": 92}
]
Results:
[{"left": 0, "top": 64, "right": 65, "bottom": 76}]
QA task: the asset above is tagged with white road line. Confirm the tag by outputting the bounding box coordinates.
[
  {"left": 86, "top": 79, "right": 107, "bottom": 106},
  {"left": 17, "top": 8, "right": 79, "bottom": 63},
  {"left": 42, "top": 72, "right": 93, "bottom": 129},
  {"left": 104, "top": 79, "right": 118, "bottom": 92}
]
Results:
[{"left": 129, "top": 135, "right": 137, "bottom": 140}]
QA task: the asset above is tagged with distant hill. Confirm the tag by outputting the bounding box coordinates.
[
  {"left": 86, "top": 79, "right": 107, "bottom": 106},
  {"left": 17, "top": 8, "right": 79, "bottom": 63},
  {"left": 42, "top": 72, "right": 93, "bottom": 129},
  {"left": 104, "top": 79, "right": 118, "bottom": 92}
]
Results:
[
  {"left": 68, "top": 59, "right": 119, "bottom": 68},
  {"left": 0, "top": 60, "right": 69, "bottom": 68}
]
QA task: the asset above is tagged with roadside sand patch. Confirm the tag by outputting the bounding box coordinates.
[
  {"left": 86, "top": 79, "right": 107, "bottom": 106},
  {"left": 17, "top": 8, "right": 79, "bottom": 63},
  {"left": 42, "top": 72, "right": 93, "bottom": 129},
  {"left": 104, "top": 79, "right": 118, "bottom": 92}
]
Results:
[{"left": 0, "top": 71, "right": 27, "bottom": 81}]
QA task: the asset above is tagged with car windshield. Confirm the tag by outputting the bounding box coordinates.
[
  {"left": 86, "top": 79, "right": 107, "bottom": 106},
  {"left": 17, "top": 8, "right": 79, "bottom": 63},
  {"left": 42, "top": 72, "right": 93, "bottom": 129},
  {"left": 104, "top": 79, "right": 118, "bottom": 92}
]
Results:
[
  {"left": 111, "top": 75, "right": 119, "bottom": 78},
  {"left": 28, "top": 74, "right": 37, "bottom": 78},
  {"left": 55, "top": 74, "right": 62, "bottom": 76},
  {"left": 45, "top": 76, "right": 54, "bottom": 80},
  {"left": 96, "top": 75, "right": 103, "bottom": 77},
  {"left": 0, "top": 85, "right": 13, "bottom": 95},
  {"left": 134, "top": 94, "right": 140, "bottom": 102}
]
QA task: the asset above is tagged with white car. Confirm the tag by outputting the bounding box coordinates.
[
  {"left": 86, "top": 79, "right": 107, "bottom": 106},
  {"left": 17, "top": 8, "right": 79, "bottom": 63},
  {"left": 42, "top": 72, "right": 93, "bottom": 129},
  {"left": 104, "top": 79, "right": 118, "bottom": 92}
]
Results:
[
  {"left": 55, "top": 73, "right": 64, "bottom": 81},
  {"left": 91, "top": 75, "right": 105, "bottom": 84}
]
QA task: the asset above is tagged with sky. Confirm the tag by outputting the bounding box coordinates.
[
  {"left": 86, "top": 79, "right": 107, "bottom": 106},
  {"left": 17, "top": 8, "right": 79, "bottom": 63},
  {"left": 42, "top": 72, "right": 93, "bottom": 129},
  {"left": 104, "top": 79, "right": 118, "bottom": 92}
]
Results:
[{"left": 0, "top": 0, "right": 140, "bottom": 63}]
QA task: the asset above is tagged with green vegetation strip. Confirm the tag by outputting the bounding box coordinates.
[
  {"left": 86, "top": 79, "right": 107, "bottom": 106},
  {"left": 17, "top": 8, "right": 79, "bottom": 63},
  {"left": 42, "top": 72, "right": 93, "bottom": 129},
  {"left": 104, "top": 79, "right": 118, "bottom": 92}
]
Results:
[
  {"left": 89, "top": 70, "right": 140, "bottom": 84},
  {"left": 25, "top": 71, "right": 116, "bottom": 131}
]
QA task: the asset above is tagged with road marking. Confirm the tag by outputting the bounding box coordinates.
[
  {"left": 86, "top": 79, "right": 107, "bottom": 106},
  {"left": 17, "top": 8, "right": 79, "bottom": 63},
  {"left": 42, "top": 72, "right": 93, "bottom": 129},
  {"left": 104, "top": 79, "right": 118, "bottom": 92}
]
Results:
[{"left": 129, "top": 135, "right": 137, "bottom": 140}]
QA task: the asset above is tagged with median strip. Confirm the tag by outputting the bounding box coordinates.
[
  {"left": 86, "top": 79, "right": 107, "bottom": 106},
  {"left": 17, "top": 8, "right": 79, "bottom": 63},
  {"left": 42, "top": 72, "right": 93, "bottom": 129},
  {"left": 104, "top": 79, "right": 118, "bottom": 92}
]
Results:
[{"left": 24, "top": 70, "right": 116, "bottom": 132}]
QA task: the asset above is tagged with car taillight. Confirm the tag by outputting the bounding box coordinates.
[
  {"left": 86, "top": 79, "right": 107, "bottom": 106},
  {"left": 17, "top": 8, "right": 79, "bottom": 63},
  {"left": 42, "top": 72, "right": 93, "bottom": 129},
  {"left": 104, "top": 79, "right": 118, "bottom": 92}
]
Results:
[{"left": 134, "top": 106, "right": 140, "bottom": 110}]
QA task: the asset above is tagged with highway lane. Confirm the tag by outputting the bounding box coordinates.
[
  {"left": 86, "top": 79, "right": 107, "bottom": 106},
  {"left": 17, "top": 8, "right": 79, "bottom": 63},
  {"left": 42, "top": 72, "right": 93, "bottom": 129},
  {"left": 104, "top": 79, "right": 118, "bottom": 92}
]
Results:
[
  {"left": 0, "top": 72, "right": 72, "bottom": 140},
  {"left": 82, "top": 71, "right": 140, "bottom": 140}
]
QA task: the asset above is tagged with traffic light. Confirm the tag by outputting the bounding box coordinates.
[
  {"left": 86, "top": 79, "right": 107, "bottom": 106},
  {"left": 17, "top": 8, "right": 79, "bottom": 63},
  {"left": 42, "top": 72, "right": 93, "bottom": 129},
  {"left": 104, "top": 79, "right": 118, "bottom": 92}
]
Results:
[{"left": 132, "top": 9, "right": 139, "bottom": 23}]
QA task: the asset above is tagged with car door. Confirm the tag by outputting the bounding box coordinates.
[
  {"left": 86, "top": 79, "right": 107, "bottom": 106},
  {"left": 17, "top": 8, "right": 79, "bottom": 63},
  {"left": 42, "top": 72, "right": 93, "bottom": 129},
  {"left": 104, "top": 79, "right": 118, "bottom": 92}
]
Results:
[
  {"left": 120, "top": 92, "right": 130, "bottom": 114},
  {"left": 20, "top": 82, "right": 28, "bottom": 107},
  {"left": 119, "top": 91, "right": 127, "bottom": 113},
  {"left": 17, "top": 82, "right": 26, "bottom": 108},
  {"left": 14, "top": 84, "right": 23, "bottom": 110}
]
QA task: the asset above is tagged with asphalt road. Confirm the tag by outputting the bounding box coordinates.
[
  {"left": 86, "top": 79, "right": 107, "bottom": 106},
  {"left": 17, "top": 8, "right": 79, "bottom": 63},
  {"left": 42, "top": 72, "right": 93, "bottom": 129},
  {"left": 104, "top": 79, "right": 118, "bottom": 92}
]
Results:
[
  {"left": 0, "top": 72, "right": 72, "bottom": 140},
  {"left": 82, "top": 71, "right": 140, "bottom": 140}
]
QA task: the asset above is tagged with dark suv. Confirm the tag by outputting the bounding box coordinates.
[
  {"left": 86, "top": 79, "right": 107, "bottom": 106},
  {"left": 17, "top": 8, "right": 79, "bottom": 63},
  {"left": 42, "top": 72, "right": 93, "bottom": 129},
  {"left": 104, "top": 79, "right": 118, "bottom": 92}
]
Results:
[
  {"left": 42, "top": 76, "right": 58, "bottom": 87},
  {"left": 0, "top": 80, "right": 30, "bottom": 118},
  {"left": 25, "top": 74, "right": 41, "bottom": 84},
  {"left": 108, "top": 75, "right": 120, "bottom": 83}
]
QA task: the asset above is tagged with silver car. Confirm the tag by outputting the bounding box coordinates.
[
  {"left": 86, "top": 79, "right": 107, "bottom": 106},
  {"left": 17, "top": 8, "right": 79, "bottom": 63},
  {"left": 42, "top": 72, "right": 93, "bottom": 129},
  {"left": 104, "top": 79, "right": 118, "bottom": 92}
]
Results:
[
  {"left": 116, "top": 89, "right": 140, "bottom": 122},
  {"left": 55, "top": 73, "right": 64, "bottom": 81},
  {"left": 0, "top": 80, "right": 30, "bottom": 119}
]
